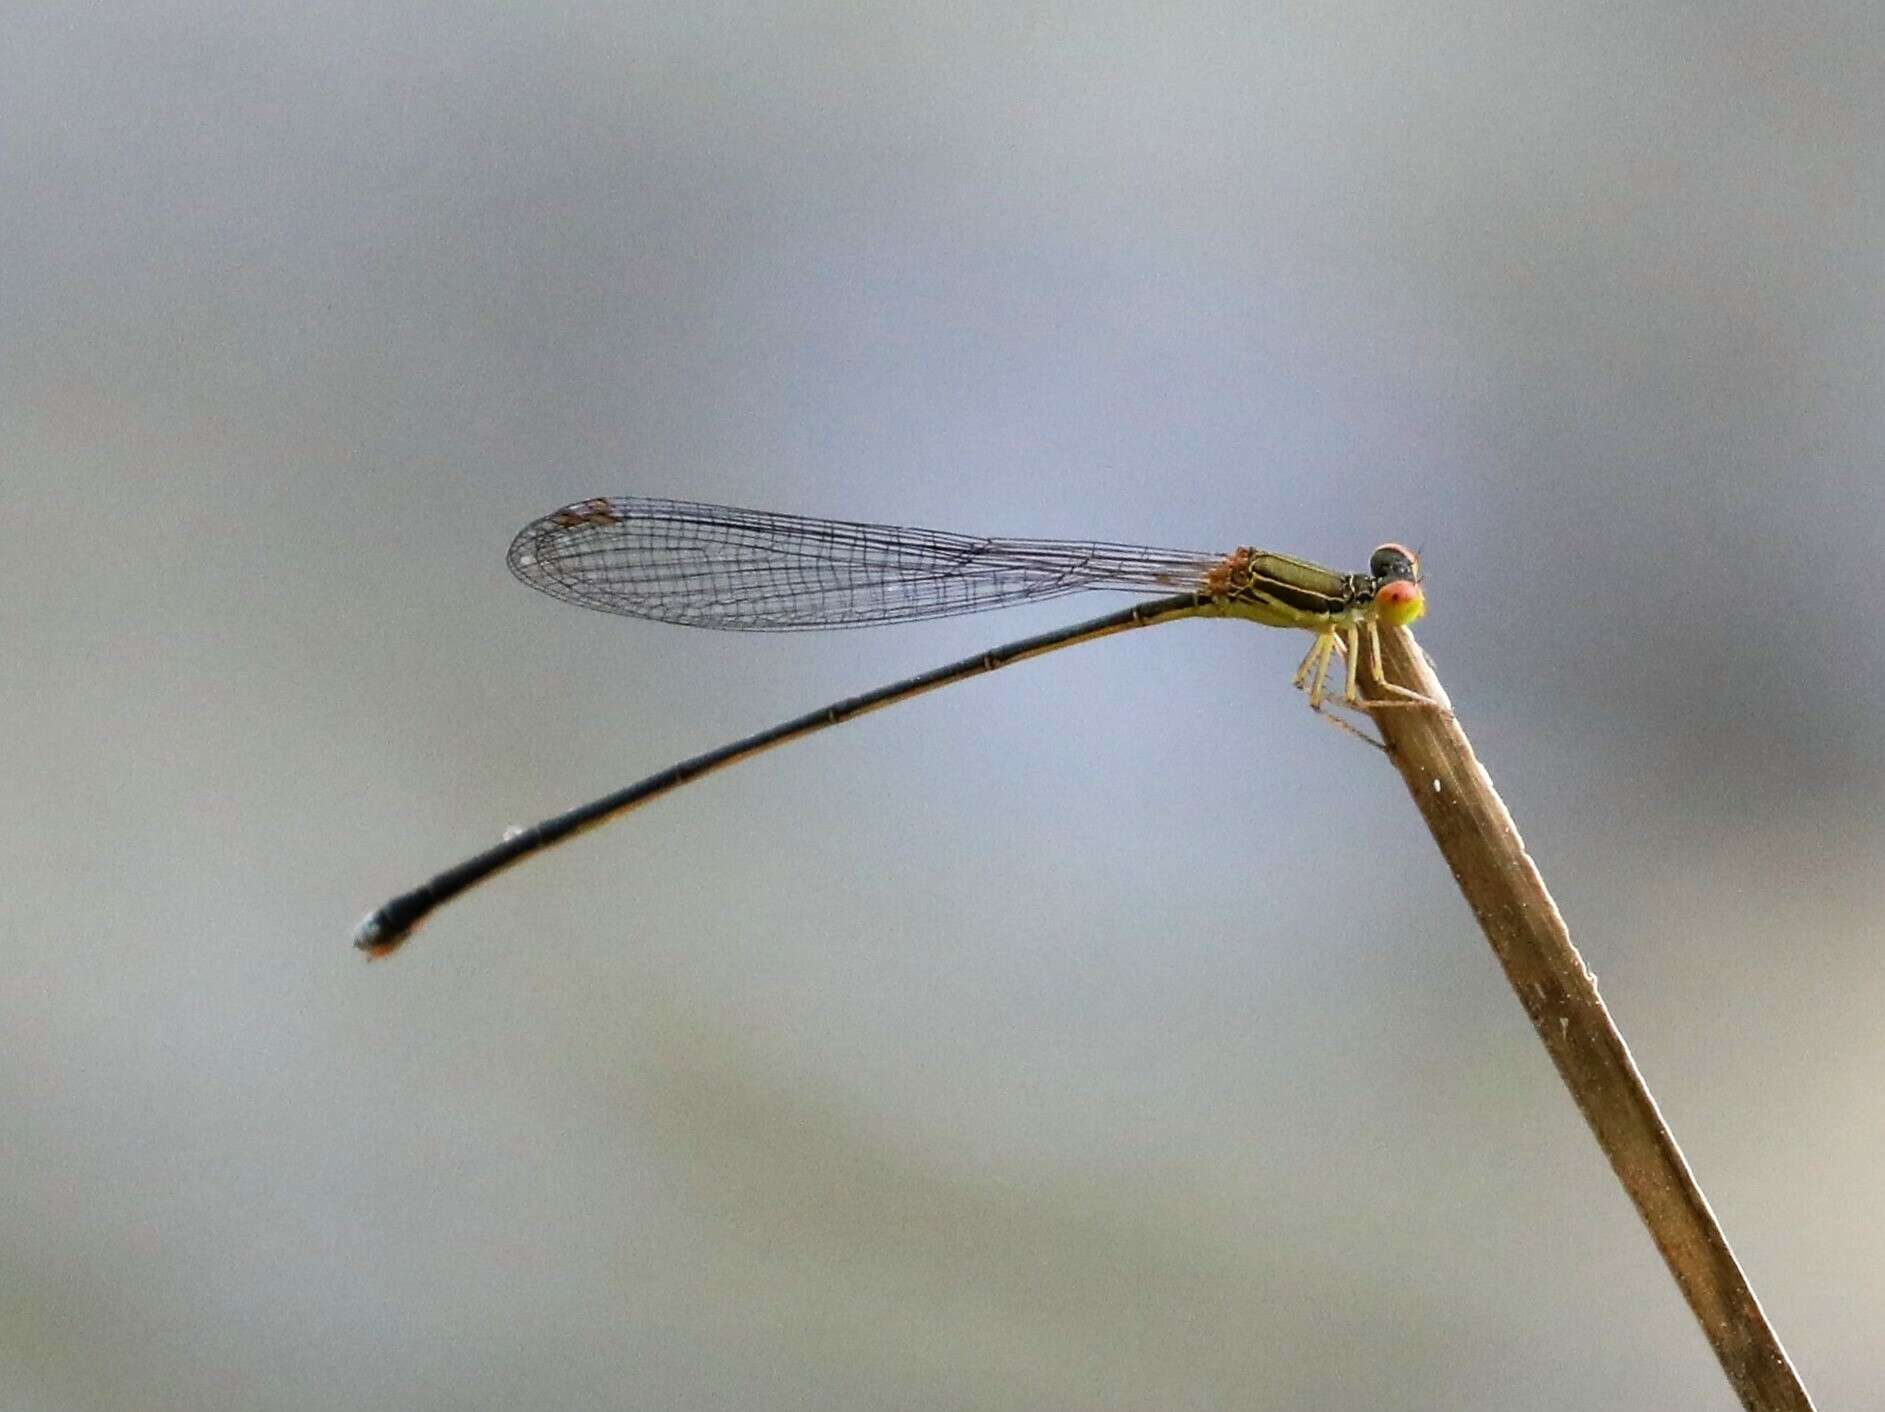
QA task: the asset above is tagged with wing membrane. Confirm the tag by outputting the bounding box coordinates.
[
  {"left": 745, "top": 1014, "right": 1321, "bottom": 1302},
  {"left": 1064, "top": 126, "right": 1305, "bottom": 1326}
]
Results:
[{"left": 507, "top": 497, "right": 1224, "bottom": 630}]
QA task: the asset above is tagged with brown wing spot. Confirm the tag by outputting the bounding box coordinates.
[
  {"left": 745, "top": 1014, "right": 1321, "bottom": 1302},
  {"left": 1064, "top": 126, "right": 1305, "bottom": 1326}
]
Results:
[
  {"left": 1205, "top": 546, "right": 1252, "bottom": 597},
  {"left": 550, "top": 497, "right": 625, "bottom": 529}
]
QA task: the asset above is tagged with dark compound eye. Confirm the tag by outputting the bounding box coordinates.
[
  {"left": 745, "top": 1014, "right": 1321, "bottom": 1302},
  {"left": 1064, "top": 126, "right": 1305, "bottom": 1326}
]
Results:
[{"left": 1370, "top": 542, "right": 1419, "bottom": 582}]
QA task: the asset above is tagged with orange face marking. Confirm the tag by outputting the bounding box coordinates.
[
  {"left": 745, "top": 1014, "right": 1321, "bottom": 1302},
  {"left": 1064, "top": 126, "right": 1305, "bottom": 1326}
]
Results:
[{"left": 1374, "top": 578, "right": 1426, "bottom": 627}]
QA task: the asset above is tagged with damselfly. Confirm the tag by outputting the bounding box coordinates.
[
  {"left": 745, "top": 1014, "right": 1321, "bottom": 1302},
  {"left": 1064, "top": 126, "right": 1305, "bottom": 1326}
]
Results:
[{"left": 354, "top": 497, "right": 1439, "bottom": 956}]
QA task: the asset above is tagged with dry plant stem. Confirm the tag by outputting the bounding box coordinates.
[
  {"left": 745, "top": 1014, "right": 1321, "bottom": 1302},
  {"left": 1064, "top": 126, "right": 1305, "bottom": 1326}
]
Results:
[{"left": 1364, "top": 626, "right": 1813, "bottom": 1412}]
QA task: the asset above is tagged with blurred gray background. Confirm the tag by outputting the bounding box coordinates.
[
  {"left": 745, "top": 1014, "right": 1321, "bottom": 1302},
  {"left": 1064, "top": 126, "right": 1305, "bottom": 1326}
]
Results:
[{"left": 4, "top": 3, "right": 1881, "bottom": 1408}]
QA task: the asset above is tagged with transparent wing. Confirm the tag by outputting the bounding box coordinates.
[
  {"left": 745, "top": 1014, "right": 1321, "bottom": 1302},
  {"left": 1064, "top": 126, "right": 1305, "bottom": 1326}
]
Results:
[{"left": 507, "top": 497, "right": 1225, "bottom": 630}]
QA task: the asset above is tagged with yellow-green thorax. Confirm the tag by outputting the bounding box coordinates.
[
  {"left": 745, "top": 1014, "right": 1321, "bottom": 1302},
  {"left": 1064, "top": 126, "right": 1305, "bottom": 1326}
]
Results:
[{"left": 1200, "top": 544, "right": 1424, "bottom": 633}]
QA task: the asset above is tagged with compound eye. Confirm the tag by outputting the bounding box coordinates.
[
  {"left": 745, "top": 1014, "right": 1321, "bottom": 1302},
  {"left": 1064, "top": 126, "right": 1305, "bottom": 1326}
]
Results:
[{"left": 1370, "top": 542, "right": 1419, "bottom": 582}]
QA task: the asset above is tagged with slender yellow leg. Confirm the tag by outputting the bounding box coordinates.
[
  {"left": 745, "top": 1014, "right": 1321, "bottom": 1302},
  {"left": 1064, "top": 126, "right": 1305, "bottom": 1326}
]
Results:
[
  {"left": 1294, "top": 628, "right": 1387, "bottom": 748},
  {"left": 1307, "top": 632, "right": 1336, "bottom": 709},
  {"left": 1359, "top": 618, "right": 1446, "bottom": 711},
  {"left": 1291, "top": 619, "right": 1442, "bottom": 746},
  {"left": 1291, "top": 632, "right": 1328, "bottom": 692}
]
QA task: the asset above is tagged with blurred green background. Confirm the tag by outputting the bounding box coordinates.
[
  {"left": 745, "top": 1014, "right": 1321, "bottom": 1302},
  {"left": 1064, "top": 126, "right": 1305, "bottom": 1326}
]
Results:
[{"left": 4, "top": 4, "right": 1880, "bottom": 1407}]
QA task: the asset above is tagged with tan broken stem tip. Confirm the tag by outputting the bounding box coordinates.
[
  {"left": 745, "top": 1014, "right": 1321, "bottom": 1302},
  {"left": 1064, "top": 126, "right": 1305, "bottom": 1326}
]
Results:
[{"left": 1362, "top": 626, "right": 1813, "bottom": 1412}]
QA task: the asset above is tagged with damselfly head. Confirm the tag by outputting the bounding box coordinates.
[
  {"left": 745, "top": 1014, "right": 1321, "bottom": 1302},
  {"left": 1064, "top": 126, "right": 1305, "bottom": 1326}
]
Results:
[
  {"left": 1369, "top": 542, "right": 1420, "bottom": 584},
  {"left": 1369, "top": 543, "right": 1425, "bottom": 627}
]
